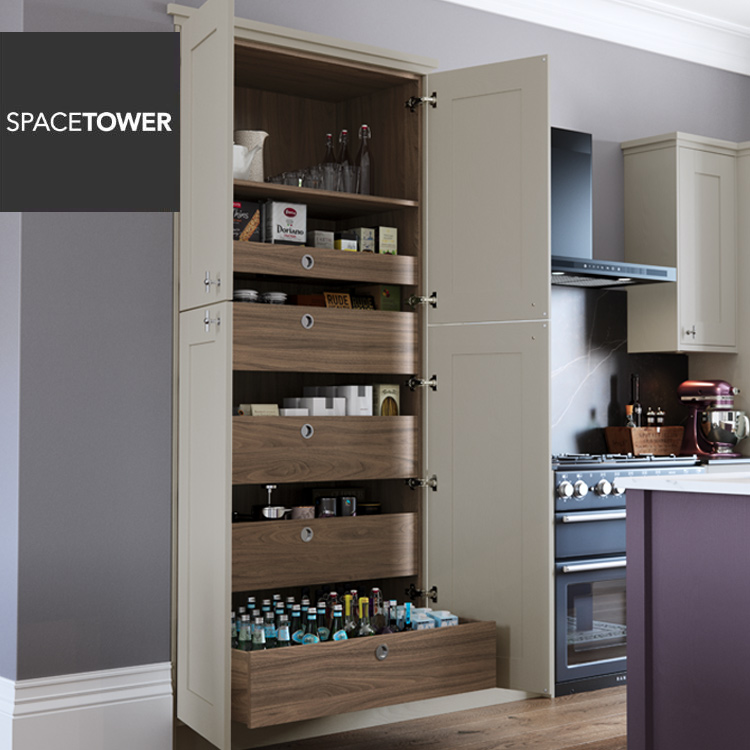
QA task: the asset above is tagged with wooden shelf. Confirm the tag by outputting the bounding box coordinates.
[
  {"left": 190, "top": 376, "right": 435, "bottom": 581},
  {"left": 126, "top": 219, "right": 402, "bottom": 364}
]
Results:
[
  {"left": 232, "top": 513, "right": 418, "bottom": 590},
  {"left": 232, "top": 415, "right": 418, "bottom": 484},
  {"left": 233, "top": 180, "right": 418, "bottom": 220},
  {"left": 233, "top": 303, "right": 418, "bottom": 373},
  {"left": 234, "top": 241, "right": 418, "bottom": 285},
  {"left": 231, "top": 620, "right": 497, "bottom": 728}
]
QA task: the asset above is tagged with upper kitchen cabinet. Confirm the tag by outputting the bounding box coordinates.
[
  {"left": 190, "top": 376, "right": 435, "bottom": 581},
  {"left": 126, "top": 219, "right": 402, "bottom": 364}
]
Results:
[{"left": 623, "top": 133, "right": 738, "bottom": 354}]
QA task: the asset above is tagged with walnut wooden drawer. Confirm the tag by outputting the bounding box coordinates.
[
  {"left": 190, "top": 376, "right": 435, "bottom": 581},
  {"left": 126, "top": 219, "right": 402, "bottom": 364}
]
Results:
[
  {"left": 231, "top": 620, "right": 497, "bottom": 728},
  {"left": 232, "top": 416, "right": 418, "bottom": 484},
  {"left": 232, "top": 513, "right": 418, "bottom": 591},
  {"left": 233, "top": 303, "right": 418, "bottom": 373}
]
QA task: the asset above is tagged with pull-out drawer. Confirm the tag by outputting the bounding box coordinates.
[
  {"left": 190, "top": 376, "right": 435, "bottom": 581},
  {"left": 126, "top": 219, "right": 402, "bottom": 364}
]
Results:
[
  {"left": 233, "top": 304, "right": 418, "bottom": 373},
  {"left": 232, "top": 416, "right": 418, "bottom": 484},
  {"left": 233, "top": 514, "right": 419, "bottom": 591},
  {"left": 232, "top": 619, "right": 497, "bottom": 728}
]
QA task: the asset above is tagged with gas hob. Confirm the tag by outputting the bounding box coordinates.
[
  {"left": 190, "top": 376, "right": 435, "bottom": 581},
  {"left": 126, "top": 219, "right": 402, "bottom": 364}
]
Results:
[{"left": 552, "top": 452, "right": 700, "bottom": 471}]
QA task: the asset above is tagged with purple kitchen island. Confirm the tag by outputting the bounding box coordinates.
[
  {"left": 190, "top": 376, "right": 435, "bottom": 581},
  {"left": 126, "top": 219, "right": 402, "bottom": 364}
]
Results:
[{"left": 623, "top": 471, "right": 750, "bottom": 750}]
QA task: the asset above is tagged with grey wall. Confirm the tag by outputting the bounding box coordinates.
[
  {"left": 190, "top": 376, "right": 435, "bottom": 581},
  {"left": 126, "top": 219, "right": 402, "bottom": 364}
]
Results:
[{"left": 2, "top": 0, "right": 749, "bottom": 683}]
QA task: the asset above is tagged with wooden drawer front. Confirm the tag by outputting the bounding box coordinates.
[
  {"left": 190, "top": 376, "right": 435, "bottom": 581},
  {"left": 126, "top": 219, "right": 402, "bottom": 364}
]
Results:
[
  {"left": 232, "top": 620, "right": 497, "bottom": 728},
  {"left": 232, "top": 514, "right": 418, "bottom": 591},
  {"left": 233, "top": 304, "right": 418, "bottom": 373},
  {"left": 232, "top": 416, "right": 418, "bottom": 484},
  {"left": 234, "top": 242, "right": 418, "bottom": 286}
]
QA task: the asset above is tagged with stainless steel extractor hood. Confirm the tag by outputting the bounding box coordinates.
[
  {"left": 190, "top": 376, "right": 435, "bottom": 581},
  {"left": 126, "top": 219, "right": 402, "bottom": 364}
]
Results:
[{"left": 550, "top": 128, "right": 676, "bottom": 288}]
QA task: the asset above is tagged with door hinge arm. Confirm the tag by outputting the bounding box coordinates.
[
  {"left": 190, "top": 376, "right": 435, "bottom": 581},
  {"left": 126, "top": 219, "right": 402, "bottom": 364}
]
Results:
[
  {"left": 405, "top": 92, "right": 437, "bottom": 113},
  {"left": 407, "top": 291, "right": 438, "bottom": 309},
  {"left": 406, "top": 582, "right": 439, "bottom": 603},
  {"left": 406, "top": 475, "right": 438, "bottom": 491},
  {"left": 406, "top": 374, "right": 438, "bottom": 392}
]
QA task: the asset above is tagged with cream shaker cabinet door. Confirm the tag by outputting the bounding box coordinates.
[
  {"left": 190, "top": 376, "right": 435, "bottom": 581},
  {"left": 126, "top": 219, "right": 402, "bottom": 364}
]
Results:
[
  {"left": 426, "top": 56, "right": 550, "bottom": 324},
  {"left": 177, "top": 0, "right": 234, "bottom": 312},
  {"left": 177, "top": 303, "right": 233, "bottom": 749},
  {"left": 425, "top": 56, "right": 552, "bottom": 695}
]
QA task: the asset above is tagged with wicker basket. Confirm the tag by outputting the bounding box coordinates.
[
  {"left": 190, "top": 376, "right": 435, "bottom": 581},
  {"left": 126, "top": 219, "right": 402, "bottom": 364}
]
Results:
[{"left": 604, "top": 426, "right": 684, "bottom": 456}]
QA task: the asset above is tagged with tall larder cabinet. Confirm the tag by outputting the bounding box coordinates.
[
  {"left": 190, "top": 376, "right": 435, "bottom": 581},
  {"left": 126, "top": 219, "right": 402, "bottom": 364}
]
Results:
[{"left": 169, "top": 2, "right": 552, "bottom": 748}]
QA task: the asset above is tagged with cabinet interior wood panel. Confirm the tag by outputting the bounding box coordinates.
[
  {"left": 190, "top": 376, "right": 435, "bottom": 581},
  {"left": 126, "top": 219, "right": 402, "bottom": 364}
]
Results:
[
  {"left": 232, "top": 514, "right": 418, "bottom": 590},
  {"left": 232, "top": 416, "right": 418, "bottom": 484},
  {"left": 231, "top": 620, "right": 497, "bottom": 728},
  {"left": 233, "top": 305, "right": 418, "bottom": 373}
]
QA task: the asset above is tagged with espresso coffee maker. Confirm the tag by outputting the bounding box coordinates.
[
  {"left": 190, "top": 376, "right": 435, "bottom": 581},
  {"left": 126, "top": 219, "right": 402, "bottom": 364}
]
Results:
[{"left": 678, "top": 380, "right": 750, "bottom": 458}]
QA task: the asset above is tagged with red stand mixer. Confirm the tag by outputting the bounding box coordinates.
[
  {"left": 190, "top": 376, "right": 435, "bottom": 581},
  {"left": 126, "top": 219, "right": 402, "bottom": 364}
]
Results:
[{"left": 678, "top": 380, "right": 750, "bottom": 458}]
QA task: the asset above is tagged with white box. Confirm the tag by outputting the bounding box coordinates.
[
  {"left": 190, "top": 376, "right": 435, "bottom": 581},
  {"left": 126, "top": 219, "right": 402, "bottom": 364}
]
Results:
[
  {"left": 279, "top": 408, "right": 309, "bottom": 417},
  {"left": 264, "top": 201, "right": 307, "bottom": 245},
  {"left": 307, "top": 230, "right": 334, "bottom": 249},
  {"left": 298, "top": 397, "right": 346, "bottom": 416},
  {"left": 283, "top": 397, "right": 303, "bottom": 409},
  {"left": 337, "top": 385, "right": 373, "bottom": 416},
  {"left": 426, "top": 610, "right": 459, "bottom": 628}
]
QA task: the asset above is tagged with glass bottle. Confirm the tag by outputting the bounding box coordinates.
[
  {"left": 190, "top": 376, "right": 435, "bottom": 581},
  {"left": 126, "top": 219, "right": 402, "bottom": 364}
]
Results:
[
  {"left": 264, "top": 611, "right": 277, "bottom": 649},
  {"left": 337, "top": 129, "right": 352, "bottom": 167},
  {"left": 302, "top": 610, "right": 320, "bottom": 644},
  {"left": 331, "top": 604, "right": 348, "bottom": 641},
  {"left": 246, "top": 596, "right": 255, "bottom": 612},
  {"left": 251, "top": 616, "right": 267, "bottom": 650},
  {"left": 355, "top": 124, "right": 373, "bottom": 195},
  {"left": 231, "top": 611, "right": 238, "bottom": 649},
  {"left": 370, "top": 587, "right": 384, "bottom": 632},
  {"left": 290, "top": 604, "right": 304, "bottom": 645},
  {"left": 404, "top": 601, "right": 413, "bottom": 631},
  {"left": 322, "top": 133, "right": 336, "bottom": 164},
  {"left": 238, "top": 613, "right": 252, "bottom": 651},
  {"left": 344, "top": 594, "right": 358, "bottom": 638},
  {"left": 629, "top": 374, "right": 643, "bottom": 427},
  {"left": 388, "top": 600, "right": 399, "bottom": 633},
  {"left": 316, "top": 604, "right": 330, "bottom": 641},
  {"left": 285, "top": 595, "right": 296, "bottom": 614},
  {"left": 358, "top": 597, "right": 376, "bottom": 637},
  {"left": 625, "top": 404, "right": 636, "bottom": 428},
  {"left": 261, "top": 598, "right": 272, "bottom": 617},
  {"left": 276, "top": 614, "right": 291, "bottom": 648}
]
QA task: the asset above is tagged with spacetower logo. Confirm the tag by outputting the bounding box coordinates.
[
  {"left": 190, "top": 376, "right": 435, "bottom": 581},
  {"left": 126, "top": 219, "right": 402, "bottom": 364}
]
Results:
[{"left": 0, "top": 33, "right": 180, "bottom": 211}]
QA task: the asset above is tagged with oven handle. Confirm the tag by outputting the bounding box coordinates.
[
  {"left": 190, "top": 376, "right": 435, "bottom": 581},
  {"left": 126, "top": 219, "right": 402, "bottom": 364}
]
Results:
[
  {"left": 561, "top": 560, "right": 627, "bottom": 574},
  {"left": 560, "top": 511, "right": 626, "bottom": 524}
]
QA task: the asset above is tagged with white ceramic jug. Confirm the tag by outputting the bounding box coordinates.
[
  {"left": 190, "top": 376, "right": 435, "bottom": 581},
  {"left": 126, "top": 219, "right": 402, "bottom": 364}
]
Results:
[{"left": 233, "top": 130, "right": 268, "bottom": 182}]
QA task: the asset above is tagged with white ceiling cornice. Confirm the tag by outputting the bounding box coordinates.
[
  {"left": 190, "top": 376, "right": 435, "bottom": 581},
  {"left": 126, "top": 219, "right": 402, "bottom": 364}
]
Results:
[{"left": 439, "top": 0, "right": 750, "bottom": 76}]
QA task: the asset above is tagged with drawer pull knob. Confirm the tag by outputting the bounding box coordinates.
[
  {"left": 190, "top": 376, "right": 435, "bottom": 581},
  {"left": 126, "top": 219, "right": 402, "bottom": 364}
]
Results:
[
  {"left": 300, "top": 527, "right": 314, "bottom": 543},
  {"left": 375, "top": 644, "right": 389, "bottom": 661},
  {"left": 301, "top": 423, "right": 315, "bottom": 439},
  {"left": 301, "top": 314, "right": 315, "bottom": 330},
  {"left": 301, "top": 253, "right": 315, "bottom": 270}
]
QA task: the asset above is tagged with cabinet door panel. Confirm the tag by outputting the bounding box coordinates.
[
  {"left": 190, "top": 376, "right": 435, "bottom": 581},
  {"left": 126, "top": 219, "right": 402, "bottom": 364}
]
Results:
[
  {"left": 177, "top": 302, "right": 232, "bottom": 749},
  {"left": 427, "top": 56, "right": 549, "bottom": 323},
  {"left": 427, "top": 321, "right": 552, "bottom": 695},
  {"left": 679, "top": 147, "right": 736, "bottom": 349},
  {"left": 179, "top": 0, "right": 234, "bottom": 311}
]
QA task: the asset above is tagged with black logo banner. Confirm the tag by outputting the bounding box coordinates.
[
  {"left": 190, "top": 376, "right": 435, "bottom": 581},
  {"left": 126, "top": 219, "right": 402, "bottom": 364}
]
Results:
[{"left": 0, "top": 33, "right": 180, "bottom": 211}]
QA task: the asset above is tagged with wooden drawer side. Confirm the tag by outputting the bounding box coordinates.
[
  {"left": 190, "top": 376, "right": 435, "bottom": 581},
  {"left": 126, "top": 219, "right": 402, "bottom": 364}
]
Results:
[
  {"left": 232, "top": 513, "right": 419, "bottom": 591},
  {"left": 232, "top": 620, "right": 496, "bottom": 728}
]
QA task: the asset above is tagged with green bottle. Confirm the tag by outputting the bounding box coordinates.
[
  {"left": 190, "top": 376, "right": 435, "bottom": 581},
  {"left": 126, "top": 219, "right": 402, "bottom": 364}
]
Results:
[
  {"left": 276, "top": 614, "right": 291, "bottom": 647},
  {"left": 290, "top": 604, "right": 304, "bottom": 645},
  {"left": 302, "top": 611, "right": 320, "bottom": 644},
  {"left": 251, "top": 616, "right": 266, "bottom": 651},
  {"left": 238, "top": 613, "right": 252, "bottom": 651}
]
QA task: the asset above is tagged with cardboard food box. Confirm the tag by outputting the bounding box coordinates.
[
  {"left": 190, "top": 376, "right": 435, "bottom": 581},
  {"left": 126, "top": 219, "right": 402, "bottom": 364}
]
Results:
[
  {"left": 374, "top": 226, "right": 398, "bottom": 255},
  {"left": 264, "top": 201, "right": 307, "bottom": 245},
  {"left": 334, "top": 231, "right": 357, "bottom": 252},
  {"left": 232, "top": 200, "right": 262, "bottom": 242},
  {"left": 604, "top": 426, "right": 684, "bottom": 456},
  {"left": 353, "top": 227, "right": 375, "bottom": 253},
  {"left": 307, "top": 230, "right": 334, "bottom": 249},
  {"left": 359, "top": 284, "right": 401, "bottom": 312},
  {"left": 373, "top": 383, "right": 400, "bottom": 416}
]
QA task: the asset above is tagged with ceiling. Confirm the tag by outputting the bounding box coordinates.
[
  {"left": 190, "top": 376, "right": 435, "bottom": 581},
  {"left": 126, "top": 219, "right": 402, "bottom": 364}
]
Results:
[{"left": 440, "top": 0, "right": 750, "bottom": 75}]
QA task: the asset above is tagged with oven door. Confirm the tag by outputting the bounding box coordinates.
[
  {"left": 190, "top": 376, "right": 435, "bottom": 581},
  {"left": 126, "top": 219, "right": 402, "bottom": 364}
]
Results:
[
  {"left": 555, "top": 556, "right": 627, "bottom": 684},
  {"left": 555, "top": 509, "right": 626, "bottom": 559}
]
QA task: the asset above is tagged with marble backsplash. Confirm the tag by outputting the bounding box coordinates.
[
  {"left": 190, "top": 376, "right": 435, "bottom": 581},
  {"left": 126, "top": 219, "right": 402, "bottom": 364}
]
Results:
[{"left": 550, "top": 286, "right": 688, "bottom": 455}]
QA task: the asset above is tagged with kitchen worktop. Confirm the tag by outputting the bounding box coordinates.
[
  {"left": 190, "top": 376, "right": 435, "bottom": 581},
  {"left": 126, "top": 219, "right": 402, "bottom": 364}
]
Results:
[{"left": 619, "top": 463, "right": 750, "bottom": 494}]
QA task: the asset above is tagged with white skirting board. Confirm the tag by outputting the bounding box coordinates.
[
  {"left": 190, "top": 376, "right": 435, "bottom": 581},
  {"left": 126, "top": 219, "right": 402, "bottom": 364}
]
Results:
[{"left": 0, "top": 662, "right": 173, "bottom": 750}]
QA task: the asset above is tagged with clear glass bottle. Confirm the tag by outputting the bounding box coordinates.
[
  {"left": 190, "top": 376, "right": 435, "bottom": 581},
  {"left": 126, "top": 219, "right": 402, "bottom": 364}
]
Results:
[
  {"left": 388, "top": 600, "right": 399, "bottom": 633},
  {"left": 322, "top": 133, "right": 337, "bottom": 164},
  {"left": 344, "top": 594, "right": 358, "bottom": 638},
  {"left": 355, "top": 124, "right": 373, "bottom": 195},
  {"left": 302, "top": 611, "right": 320, "bottom": 644},
  {"left": 238, "top": 613, "right": 252, "bottom": 651},
  {"left": 251, "top": 616, "right": 267, "bottom": 651},
  {"left": 629, "top": 374, "right": 643, "bottom": 427},
  {"left": 276, "top": 614, "right": 291, "bottom": 648},
  {"left": 370, "top": 587, "right": 384, "bottom": 632},
  {"left": 358, "top": 597, "right": 376, "bottom": 637},
  {"left": 337, "top": 129, "right": 352, "bottom": 167},
  {"left": 331, "top": 604, "right": 348, "bottom": 641},
  {"left": 290, "top": 603, "right": 304, "bottom": 645}
]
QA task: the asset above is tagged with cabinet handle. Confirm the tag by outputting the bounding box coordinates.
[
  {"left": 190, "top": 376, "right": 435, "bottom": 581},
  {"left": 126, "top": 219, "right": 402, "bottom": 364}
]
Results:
[
  {"left": 685, "top": 325, "right": 697, "bottom": 338},
  {"left": 300, "top": 527, "right": 314, "bottom": 543},
  {"left": 301, "top": 423, "right": 314, "bottom": 439},
  {"left": 375, "top": 644, "right": 389, "bottom": 661},
  {"left": 561, "top": 511, "right": 626, "bottom": 524},
  {"left": 301, "top": 253, "right": 315, "bottom": 270},
  {"left": 203, "top": 310, "right": 221, "bottom": 332},
  {"left": 561, "top": 560, "right": 626, "bottom": 574},
  {"left": 301, "top": 314, "right": 315, "bottom": 330},
  {"left": 204, "top": 271, "right": 221, "bottom": 292}
]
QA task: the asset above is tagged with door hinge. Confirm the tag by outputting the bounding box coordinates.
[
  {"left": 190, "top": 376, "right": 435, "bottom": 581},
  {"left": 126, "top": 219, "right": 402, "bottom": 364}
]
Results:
[
  {"left": 406, "top": 475, "right": 438, "bottom": 491},
  {"left": 406, "top": 582, "right": 438, "bottom": 603},
  {"left": 407, "top": 291, "right": 438, "bottom": 309},
  {"left": 406, "top": 374, "right": 438, "bottom": 392},
  {"left": 405, "top": 92, "right": 437, "bottom": 113}
]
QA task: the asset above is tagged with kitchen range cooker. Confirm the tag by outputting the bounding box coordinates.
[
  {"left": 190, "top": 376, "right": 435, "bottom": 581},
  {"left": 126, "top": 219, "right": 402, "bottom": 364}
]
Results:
[{"left": 552, "top": 452, "right": 706, "bottom": 694}]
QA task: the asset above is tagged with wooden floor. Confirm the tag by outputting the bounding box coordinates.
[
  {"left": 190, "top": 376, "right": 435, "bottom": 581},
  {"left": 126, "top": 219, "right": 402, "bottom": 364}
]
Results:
[{"left": 261, "top": 687, "right": 627, "bottom": 750}]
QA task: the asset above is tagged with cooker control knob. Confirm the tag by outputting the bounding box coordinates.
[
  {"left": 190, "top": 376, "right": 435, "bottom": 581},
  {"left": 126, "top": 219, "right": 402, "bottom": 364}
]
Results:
[
  {"left": 556, "top": 480, "right": 574, "bottom": 498},
  {"left": 594, "top": 479, "right": 612, "bottom": 496},
  {"left": 612, "top": 483, "right": 626, "bottom": 496},
  {"left": 573, "top": 480, "right": 589, "bottom": 498}
]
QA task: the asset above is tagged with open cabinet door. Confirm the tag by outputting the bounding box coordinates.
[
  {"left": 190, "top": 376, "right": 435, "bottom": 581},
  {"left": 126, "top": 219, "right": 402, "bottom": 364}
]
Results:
[
  {"left": 425, "top": 56, "right": 553, "bottom": 695},
  {"left": 178, "top": 303, "right": 233, "bottom": 747},
  {"left": 178, "top": 0, "right": 234, "bottom": 312}
]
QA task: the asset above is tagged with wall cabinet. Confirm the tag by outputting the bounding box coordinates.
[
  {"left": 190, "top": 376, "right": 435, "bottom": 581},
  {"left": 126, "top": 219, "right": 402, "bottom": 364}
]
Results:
[
  {"left": 623, "top": 133, "right": 738, "bottom": 353},
  {"left": 170, "top": 1, "right": 552, "bottom": 748}
]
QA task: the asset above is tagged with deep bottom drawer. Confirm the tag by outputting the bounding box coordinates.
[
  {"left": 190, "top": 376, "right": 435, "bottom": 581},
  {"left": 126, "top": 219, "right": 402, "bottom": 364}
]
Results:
[{"left": 232, "top": 619, "right": 496, "bottom": 728}]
